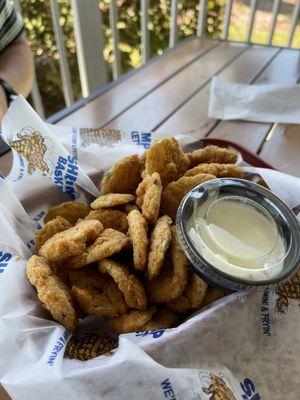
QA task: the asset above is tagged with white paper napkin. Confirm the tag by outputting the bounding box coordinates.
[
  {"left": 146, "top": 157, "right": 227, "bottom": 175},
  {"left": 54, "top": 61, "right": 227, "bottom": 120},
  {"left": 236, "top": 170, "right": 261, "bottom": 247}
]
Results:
[{"left": 208, "top": 76, "right": 300, "bottom": 124}]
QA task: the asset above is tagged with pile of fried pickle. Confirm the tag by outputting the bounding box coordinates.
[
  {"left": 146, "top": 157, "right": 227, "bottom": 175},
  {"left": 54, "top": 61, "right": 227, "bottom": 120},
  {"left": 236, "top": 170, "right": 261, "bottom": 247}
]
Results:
[{"left": 27, "top": 137, "right": 245, "bottom": 349}]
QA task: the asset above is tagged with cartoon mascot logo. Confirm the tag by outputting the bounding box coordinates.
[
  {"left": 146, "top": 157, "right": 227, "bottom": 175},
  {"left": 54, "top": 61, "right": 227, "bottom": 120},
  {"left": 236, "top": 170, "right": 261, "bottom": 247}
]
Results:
[
  {"left": 9, "top": 126, "right": 49, "bottom": 174},
  {"left": 202, "top": 373, "right": 236, "bottom": 400},
  {"left": 276, "top": 268, "right": 300, "bottom": 313}
]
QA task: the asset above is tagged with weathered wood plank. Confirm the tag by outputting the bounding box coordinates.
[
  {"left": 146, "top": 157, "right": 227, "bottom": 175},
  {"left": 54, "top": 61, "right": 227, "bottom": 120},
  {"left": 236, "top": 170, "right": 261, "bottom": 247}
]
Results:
[
  {"left": 156, "top": 45, "right": 278, "bottom": 136},
  {"left": 209, "top": 48, "right": 300, "bottom": 153},
  {"left": 57, "top": 38, "right": 219, "bottom": 128},
  {"left": 105, "top": 42, "right": 247, "bottom": 131}
]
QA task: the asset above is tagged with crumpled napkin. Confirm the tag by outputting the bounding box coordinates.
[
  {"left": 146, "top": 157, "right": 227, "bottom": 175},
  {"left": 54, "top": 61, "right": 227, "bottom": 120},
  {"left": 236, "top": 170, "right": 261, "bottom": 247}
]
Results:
[{"left": 208, "top": 76, "right": 300, "bottom": 124}]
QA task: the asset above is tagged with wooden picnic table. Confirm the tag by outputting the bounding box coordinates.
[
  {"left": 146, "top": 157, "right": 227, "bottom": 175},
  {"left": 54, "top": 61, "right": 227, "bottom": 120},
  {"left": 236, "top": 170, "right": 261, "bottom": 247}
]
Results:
[
  {"left": 1, "top": 38, "right": 300, "bottom": 177},
  {"left": 0, "top": 37, "right": 300, "bottom": 400}
]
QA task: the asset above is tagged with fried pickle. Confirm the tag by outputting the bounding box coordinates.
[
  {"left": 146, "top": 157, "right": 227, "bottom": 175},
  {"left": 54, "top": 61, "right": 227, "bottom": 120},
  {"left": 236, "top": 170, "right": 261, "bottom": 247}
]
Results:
[
  {"left": 35, "top": 216, "right": 72, "bottom": 252},
  {"left": 65, "top": 229, "right": 130, "bottom": 269},
  {"left": 99, "top": 259, "right": 147, "bottom": 310},
  {"left": 147, "top": 227, "right": 188, "bottom": 303},
  {"left": 136, "top": 172, "right": 162, "bottom": 225},
  {"left": 127, "top": 210, "right": 148, "bottom": 270},
  {"left": 147, "top": 215, "right": 172, "bottom": 280},
  {"left": 91, "top": 193, "right": 134, "bottom": 209},
  {"left": 105, "top": 307, "right": 156, "bottom": 333},
  {"left": 100, "top": 154, "right": 141, "bottom": 194},
  {"left": 167, "top": 272, "right": 208, "bottom": 312},
  {"left": 70, "top": 269, "right": 128, "bottom": 317},
  {"left": 85, "top": 209, "right": 128, "bottom": 233},
  {"left": 184, "top": 163, "right": 244, "bottom": 178},
  {"left": 44, "top": 201, "right": 90, "bottom": 225},
  {"left": 201, "top": 287, "right": 229, "bottom": 307},
  {"left": 160, "top": 173, "right": 216, "bottom": 220},
  {"left": 143, "top": 137, "right": 190, "bottom": 186},
  {"left": 26, "top": 256, "right": 77, "bottom": 331},
  {"left": 39, "top": 220, "right": 103, "bottom": 263},
  {"left": 187, "top": 145, "right": 237, "bottom": 168},
  {"left": 142, "top": 308, "right": 179, "bottom": 330}
]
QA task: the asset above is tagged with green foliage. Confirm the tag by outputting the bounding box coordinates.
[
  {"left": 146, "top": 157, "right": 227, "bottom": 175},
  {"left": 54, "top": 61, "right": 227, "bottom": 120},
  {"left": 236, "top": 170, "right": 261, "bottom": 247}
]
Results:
[{"left": 20, "top": 0, "right": 224, "bottom": 116}]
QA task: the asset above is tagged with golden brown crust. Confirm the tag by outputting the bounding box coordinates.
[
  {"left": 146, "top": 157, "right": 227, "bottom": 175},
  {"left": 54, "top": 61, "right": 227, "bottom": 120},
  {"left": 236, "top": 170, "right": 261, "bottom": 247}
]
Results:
[
  {"left": 166, "top": 295, "right": 191, "bottom": 313},
  {"left": 123, "top": 203, "right": 140, "bottom": 214},
  {"left": 147, "top": 227, "right": 188, "bottom": 303},
  {"left": 185, "top": 273, "right": 208, "bottom": 308},
  {"left": 85, "top": 209, "right": 128, "bottom": 233},
  {"left": 105, "top": 307, "right": 156, "bottom": 333},
  {"left": 65, "top": 228, "right": 130, "bottom": 269},
  {"left": 91, "top": 194, "right": 134, "bottom": 209},
  {"left": 201, "top": 287, "right": 229, "bottom": 307},
  {"left": 136, "top": 172, "right": 162, "bottom": 225},
  {"left": 44, "top": 201, "right": 90, "bottom": 225},
  {"left": 187, "top": 145, "right": 237, "bottom": 168},
  {"left": 27, "top": 139, "right": 239, "bottom": 336},
  {"left": 39, "top": 220, "right": 103, "bottom": 263},
  {"left": 167, "top": 272, "right": 208, "bottom": 312},
  {"left": 26, "top": 256, "right": 77, "bottom": 331},
  {"left": 147, "top": 215, "right": 172, "bottom": 280},
  {"left": 100, "top": 154, "right": 142, "bottom": 194},
  {"left": 160, "top": 173, "right": 216, "bottom": 220},
  {"left": 143, "top": 137, "right": 190, "bottom": 186},
  {"left": 127, "top": 210, "right": 148, "bottom": 271},
  {"left": 99, "top": 259, "right": 147, "bottom": 310},
  {"left": 142, "top": 308, "right": 178, "bottom": 330},
  {"left": 35, "top": 216, "right": 72, "bottom": 253},
  {"left": 184, "top": 163, "right": 244, "bottom": 178},
  {"left": 69, "top": 269, "right": 128, "bottom": 317}
]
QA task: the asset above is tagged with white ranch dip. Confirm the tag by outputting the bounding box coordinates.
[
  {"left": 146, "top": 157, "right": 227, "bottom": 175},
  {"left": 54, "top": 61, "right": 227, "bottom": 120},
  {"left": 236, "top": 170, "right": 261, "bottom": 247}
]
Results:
[{"left": 187, "top": 195, "right": 286, "bottom": 282}]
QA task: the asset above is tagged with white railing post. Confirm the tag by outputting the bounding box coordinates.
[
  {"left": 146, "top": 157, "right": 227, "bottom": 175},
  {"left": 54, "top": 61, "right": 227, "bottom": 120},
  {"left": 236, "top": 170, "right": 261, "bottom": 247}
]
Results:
[
  {"left": 287, "top": 0, "right": 300, "bottom": 47},
  {"left": 13, "top": 0, "right": 45, "bottom": 117},
  {"left": 246, "top": 0, "right": 258, "bottom": 42},
  {"left": 71, "top": 0, "right": 108, "bottom": 97},
  {"left": 197, "top": 0, "right": 207, "bottom": 37},
  {"left": 268, "top": 0, "right": 280, "bottom": 45},
  {"left": 141, "top": 0, "right": 150, "bottom": 63},
  {"left": 222, "top": 0, "right": 233, "bottom": 40},
  {"left": 169, "top": 0, "right": 178, "bottom": 48},
  {"left": 49, "top": 0, "right": 74, "bottom": 106},
  {"left": 109, "top": 0, "right": 121, "bottom": 80},
  {"left": 31, "top": 78, "right": 45, "bottom": 119}
]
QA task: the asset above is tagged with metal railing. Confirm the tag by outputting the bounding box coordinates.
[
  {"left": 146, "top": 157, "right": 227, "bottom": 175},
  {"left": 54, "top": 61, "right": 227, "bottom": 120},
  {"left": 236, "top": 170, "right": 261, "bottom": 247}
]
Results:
[{"left": 13, "top": 0, "right": 300, "bottom": 117}]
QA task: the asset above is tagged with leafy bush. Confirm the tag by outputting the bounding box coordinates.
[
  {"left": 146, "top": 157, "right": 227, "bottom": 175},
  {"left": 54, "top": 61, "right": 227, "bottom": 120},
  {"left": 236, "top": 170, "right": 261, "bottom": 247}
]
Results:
[{"left": 20, "top": 0, "right": 224, "bottom": 116}]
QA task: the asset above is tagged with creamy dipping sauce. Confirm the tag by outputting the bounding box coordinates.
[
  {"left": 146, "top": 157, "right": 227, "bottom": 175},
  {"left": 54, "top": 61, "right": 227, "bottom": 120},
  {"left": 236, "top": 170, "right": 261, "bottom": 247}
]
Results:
[{"left": 187, "top": 195, "right": 286, "bottom": 282}]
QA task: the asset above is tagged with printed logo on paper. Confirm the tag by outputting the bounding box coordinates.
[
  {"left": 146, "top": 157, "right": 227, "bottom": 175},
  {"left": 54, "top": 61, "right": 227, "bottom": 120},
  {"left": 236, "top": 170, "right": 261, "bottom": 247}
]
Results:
[
  {"left": 9, "top": 126, "right": 81, "bottom": 199},
  {"left": 276, "top": 268, "right": 300, "bottom": 313},
  {"left": 201, "top": 373, "right": 236, "bottom": 400},
  {"left": 9, "top": 127, "right": 49, "bottom": 174},
  {"left": 131, "top": 131, "right": 152, "bottom": 149},
  {"left": 0, "top": 251, "right": 12, "bottom": 275},
  {"left": 47, "top": 330, "right": 71, "bottom": 366},
  {"left": 198, "top": 372, "right": 261, "bottom": 400},
  {"left": 135, "top": 329, "right": 166, "bottom": 339},
  {"left": 79, "top": 128, "right": 123, "bottom": 147},
  {"left": 261, "top": 287, "right": 271, "bottom": 336}
]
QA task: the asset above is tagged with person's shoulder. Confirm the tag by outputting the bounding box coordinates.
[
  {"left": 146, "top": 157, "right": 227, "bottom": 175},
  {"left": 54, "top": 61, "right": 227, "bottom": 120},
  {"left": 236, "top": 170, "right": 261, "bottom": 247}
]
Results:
[{"left": 0, "top": 0, "right": 24, "bottom": 52}]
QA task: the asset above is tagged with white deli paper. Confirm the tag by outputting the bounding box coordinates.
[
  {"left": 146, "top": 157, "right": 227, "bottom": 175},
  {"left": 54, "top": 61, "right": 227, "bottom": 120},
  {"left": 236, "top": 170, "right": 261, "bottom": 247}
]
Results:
[
  {"left": 0, "top": 97, "right": 299, "bottom": 400},
  {"left": 208, "top": 76, "right": 300, "bottom": 124}
]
